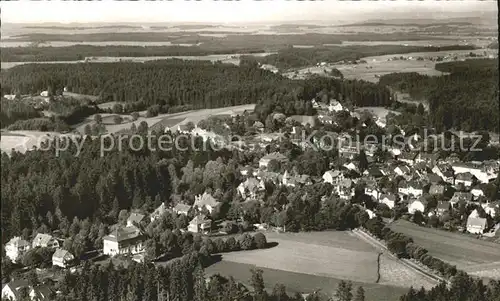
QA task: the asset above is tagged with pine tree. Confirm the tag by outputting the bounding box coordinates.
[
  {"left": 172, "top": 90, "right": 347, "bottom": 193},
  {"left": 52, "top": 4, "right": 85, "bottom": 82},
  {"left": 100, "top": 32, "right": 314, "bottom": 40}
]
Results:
[{"left": 354, "top": 286, "right": 365, "bottom": 301}]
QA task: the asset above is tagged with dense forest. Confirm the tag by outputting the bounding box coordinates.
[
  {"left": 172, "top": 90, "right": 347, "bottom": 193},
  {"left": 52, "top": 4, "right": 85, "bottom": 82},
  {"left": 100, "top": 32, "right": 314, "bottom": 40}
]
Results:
[
  {"left": 0, "top": 98, "right": 42, "bottom": 128},
  {"left": 257, "top": 45, "right": 477, "bottom": 69},
  {"left": 1, "top": 60, "right": 393, "bottom": 127},
  {"left": 0, "top": 45, "right": 266, "bottom": 62},
  {"left": 378, "top": 58, "right": 499, "bottom": 132}
]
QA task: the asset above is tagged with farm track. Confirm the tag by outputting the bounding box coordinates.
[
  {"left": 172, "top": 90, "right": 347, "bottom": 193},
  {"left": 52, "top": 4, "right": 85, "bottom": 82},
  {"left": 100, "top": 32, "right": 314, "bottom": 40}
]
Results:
[{"left": 352, "top": 229, "right": 445, "bottom": 285}]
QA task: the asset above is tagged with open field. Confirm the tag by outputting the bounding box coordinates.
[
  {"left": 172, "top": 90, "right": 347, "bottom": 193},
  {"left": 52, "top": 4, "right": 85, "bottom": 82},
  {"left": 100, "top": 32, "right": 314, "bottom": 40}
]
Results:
[
  {"left": 288, "top": 48, "right": 498, "bottom": 82},
  {"left": 0, "top": 130, "right": 79, "bottom": 155},
  {"left": 206, "top": 230, "right": 435, "bottom": 301},
  {"left": 206, "top": 261, "right": 408, "bottom": 301},
  {"left": 73, "top": 103, "right": 255, "bottom": 135},
  {"left": 1, "top": 52, "right": 274, "bottom": 69},
  {"left": 212, "top": 231, "right": 436, "bottom": 290},
  {"left": 389, "top": 220, "right": 500, "bottom": 278}
]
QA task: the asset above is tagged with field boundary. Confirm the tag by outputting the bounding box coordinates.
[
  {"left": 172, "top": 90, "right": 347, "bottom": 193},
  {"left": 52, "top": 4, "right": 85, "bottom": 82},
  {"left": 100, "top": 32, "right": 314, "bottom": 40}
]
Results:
[{"left": 352, "top": 229, "right": 444, "bottom": 285}]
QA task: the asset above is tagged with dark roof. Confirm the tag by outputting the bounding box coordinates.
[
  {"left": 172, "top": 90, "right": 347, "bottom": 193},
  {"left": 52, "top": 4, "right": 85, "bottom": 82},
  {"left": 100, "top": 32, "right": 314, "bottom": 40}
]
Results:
[
  {"left": 103, "top": 226, "right": 143, "bottom": 243},
  {"left": 437, "top": 201, "right": 450, "bottom": 211}
]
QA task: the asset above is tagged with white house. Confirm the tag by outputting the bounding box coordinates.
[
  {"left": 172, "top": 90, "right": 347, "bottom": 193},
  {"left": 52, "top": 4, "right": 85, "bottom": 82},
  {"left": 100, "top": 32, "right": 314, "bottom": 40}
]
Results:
[
  {"left": 432, "top": 164, "right": 454, "bottom": 184},
  {"left": 52, "top": 248, "right": 75, "bottom": 268},
  {"left": 5, "top": 237, "right": 31, "bottom": 263},
  {"left": 408, "top": 197, "right": 427, "bottom": 214},
  {"left": 471, "top": 186, "right": 485, "bottom": 199},
  {"left": 2, "top": 279, "right": 29, "bottom": 301},
  {"left": 466, "top": 212, "right": 487, "bottom": 234},
  {"left": 173, "top": 203, "right": 191, "bottom": 216},
  {"left": 194, "top": 192, "right": 220, "bottom": 214},
  {"left": 328, "top": 100, "right": 344, "bottom": 112},
  {"left": 365, "top": 209, "right": 377, "bottom": 219},
  {"left": 103, "top": 226, "right": 145, "bottom": 257},
  {"left": 322, "top": 170, "right": 342, "bottom": 184},
  {"left": 188, "top": 215, "right": 212, "bottom": 234},
  {"left": 394, "top": 165, "right": 411, "bottom": 177},
  {"left": 32, "top": 233, "right": 59, "bottom": 249},
  {"left": 482, "top": 202, "right": 499, "bottom": 218},
  {"left": 452, "top": 162, "right": 495, "bottom": 184},
  {"left": 40, "top": 91, "right": 49, "bottom": 97},
  {"left": 398, "top": 181, "right": 424, "bottom": 197}
]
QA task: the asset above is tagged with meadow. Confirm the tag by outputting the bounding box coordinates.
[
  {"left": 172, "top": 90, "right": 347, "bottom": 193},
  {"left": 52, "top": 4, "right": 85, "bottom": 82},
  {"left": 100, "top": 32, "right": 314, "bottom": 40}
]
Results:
[
  {"left": 206, "top": 231, "right": 437, "bottom": 300},
  {"left": 389, "top": 220, "right": 500, "bottom": 279}
]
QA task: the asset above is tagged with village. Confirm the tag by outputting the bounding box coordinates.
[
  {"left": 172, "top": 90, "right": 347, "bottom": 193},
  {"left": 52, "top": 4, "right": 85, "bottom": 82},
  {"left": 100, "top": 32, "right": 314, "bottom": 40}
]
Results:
[{"left": 2, "top": 91, "right": 499, "bottom": 301}]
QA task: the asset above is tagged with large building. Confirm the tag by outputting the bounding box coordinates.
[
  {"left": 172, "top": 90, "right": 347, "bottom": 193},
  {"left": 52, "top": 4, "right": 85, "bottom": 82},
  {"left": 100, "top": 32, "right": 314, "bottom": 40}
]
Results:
[{"left": 103, "top": 226, "right": 146, "bottom": 257}]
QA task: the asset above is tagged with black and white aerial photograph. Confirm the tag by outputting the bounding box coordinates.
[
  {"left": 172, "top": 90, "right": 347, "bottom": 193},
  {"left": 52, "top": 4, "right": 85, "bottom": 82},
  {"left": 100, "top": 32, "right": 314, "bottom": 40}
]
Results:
[{"left": 0, "top": 0, "right": 499, "bottom": 300}]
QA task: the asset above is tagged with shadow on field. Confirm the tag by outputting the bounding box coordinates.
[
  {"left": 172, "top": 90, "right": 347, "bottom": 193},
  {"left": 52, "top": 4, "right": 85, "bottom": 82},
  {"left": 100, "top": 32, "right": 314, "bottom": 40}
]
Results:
[
  {"left": 202, "top": 241, "right": 280, "bottom": 268},
  {"left": 265, "top": 241, "right": 279, "bottom": 249}
]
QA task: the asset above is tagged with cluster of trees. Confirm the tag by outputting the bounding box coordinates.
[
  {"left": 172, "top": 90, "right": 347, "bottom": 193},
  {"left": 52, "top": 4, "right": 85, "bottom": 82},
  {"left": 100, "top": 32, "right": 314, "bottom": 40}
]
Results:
[
  {"left": 400, "top": 272, "right": 500, "bottom": 301},
  {"left": 0, "top": 98, "right": 42, "bottom": 128},
  {"left": 364, "top": 217, "right": 459, "bottom": 279},
  {"left": 258, "top": 45, "right": 476, "bottom": 69},
  {"left": 6, "top": 117, "right": 70, "bottom": 132},
  {"left": 1, "top": 45, "right": 267, "bottom": 62},
  {"left": 379, "top": 59, "right": 499, "bottom": 132}
]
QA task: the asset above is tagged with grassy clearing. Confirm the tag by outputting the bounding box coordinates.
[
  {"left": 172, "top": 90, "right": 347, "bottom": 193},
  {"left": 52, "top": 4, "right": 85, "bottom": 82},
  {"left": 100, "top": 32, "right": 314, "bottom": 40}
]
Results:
[
  {"left": 355, "top": 107, "right": 401, "bottom": 119},
  {"left": 206, "top": 260, "right": 408, "bottom": 301},
  {"left": 378, "top": 254, "right": 437, "bottom": 289},
  {"left": 389, "top": 220, "right": 500, "bottom": 269},
  {"left": 0, "top": 130, "right": 79, "bottom": 155},
  {"left": 221, "top": 234, "right": 379, "bottom": 283}
]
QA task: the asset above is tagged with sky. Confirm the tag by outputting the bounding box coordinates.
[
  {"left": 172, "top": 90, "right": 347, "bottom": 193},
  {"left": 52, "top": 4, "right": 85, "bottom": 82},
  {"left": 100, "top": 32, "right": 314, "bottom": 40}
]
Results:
[{"left": 1, "top": 0, "right": 497, "bottom": 24}]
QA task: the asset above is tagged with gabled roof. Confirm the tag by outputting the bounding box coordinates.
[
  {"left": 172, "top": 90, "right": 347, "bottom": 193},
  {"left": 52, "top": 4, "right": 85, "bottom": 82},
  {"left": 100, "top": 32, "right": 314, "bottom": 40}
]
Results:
[
  {"left": 467, "top": 216, "right": 487, "bottom": 228},
  {"left": 52, "top": 248, "right": 74, "bottom": 261},
  {"left": 194, "top": 192, "right": 219, "bottom": 208},
  {"left": 450, "top": 191, "right": 473, "bottom": 203},
  {"left": 104, "top": 226, "right": 143, "bottom": 243},
  {"left": 395, "top": 165, "right": 411, "bottom": 174},
  {"left": 455, "top": 172, "right": 475, "bottom": 181},
  {"left": 3, "top": 279, "right": 29, "bottom": 300},
  {"left": 426, "top": 173, "right": 442, "bottom": 184},
  {"left": 190, "top": 215, "right": 211, "bottom": 225},
  {"left": 127, "top": 213, "right": 145, "bottom": 225},
  {"left": 324, "top": 170, "right": 341, "bottom": 178},
  {"left": 173, "top": 203, "right": 191, "bottom": 213},
  {"left": 380, "top": 194, "right": 396, "bottom": 201},
  {"left": 33, "top": 233, "right": 55, "bottom": 246}
]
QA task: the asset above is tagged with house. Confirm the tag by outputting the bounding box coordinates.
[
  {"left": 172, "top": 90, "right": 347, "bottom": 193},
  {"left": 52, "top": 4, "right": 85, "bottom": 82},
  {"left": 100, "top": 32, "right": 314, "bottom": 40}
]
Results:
[
  {"left": 466, "top": 211, "right": 487, "bottom": 234},
  {"left": 237, "top": 177, "right": 262, "bottom": 199},
  {"left": 259, "top": 152, "right": 288, "bottom": 169},
  {"left": 454, "top": 172, "right": 475, "bottom": 187},
  {"left": 282, "top": 171, "right": 312, "bottom": 187},
  {"left": 336, "top": 179, "right": 354, "bottom": 200},
  {"left": 365, "top": 209, "right": 377, "bottom": 219},
  {"left": 318, "top": 115, "right": 334, "bottom": 125},
  {"left": 339, "top": 145, "right": 359, "bottom": 159},
  {"left": 432, "top": 164, "right": 454, "bottom": 184},
  {"left": 322, "top": 170, "right": 342, "bottom": 184},
  {"left": 398, "top": 181, "right": 424, "bottom": 197},
  {"left": 188, "top": 215, "right": 212, "bottom": 234},
  {"left": 471, "top": 186, "right": 485, "bottom": 199},
  {"left": 52, "top": 248, "right": 75, "bottom": 268},
  {"left": 423, "top": 173, "right": 442, "bottom": 185},
  {"left": 32, "top": 233, "right": 59, "bottom": 249},
  {"left": 40, "top": 91, "right": 49, "bottom": 97},
  {"left": 397, "top": 151, "right": 417, "bottom": 166},
  {"left": 328, "top": 100, "right": 344, "bottom": 112},
  {"left": 408, "top": 197, "right": 428, "bottom": 214},
  {"left": 450, "top": 192, "right": 473, "bottom": 208},
  {"left": 172, "top": 203, "right": 191, "bottom": 216},
  {"left": 286, "top": 115, "right": 317, "bottom": 127},
  {"left": 394, "top": 165, "right": 411, "bottom": 177},
  {"left": 429, "top": 184, "right": 445, "bottom": 195},
  {"left": 363, "top": 166, "right": 384, "bottom": 178},
  {"left": 194, "top": 192, "right": 220, "bottom": 214},
  {"left": 414, "top": 152, "right": 439, "bottom": 166},
  {"left": 343, "top": 161, "right": 360, "bottom": 173},
  {"left": 451, "top": 162, "right": 493, "bottom": 184},
  {"left": 1, "top": 280, "right": 53, "bottom": 301},
  {"left": 379, "top": 194, "right": 397, "bottom": 209},
  {"left": 127, "top": 213, "right": 145, "bottom": 227},
  {"left": 240, "top": 166, "right": 258, "bottom": 177},
  {"left": 103, "top": 226, "right": 146, "bottom": 257},
  {"left": 150, "top": 203, "right": 167, "bottom": 222},
  {"left": 2, "top": 280, "right": 30, "bottom": 301},
  {"left": 5, "top": 237, "right": 31, "bottom": 263},
  {"left": 436, "top": 201, "right": 451, "bottom": 216},
  {"left": 364, "top": 181, "right": 380, "bottom": 200}
]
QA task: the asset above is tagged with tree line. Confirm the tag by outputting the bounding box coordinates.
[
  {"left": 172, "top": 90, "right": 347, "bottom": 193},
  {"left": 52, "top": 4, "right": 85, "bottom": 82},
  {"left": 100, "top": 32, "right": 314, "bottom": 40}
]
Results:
[{"left": 379, "top": 59, "right": 499, "bottom": 132}]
